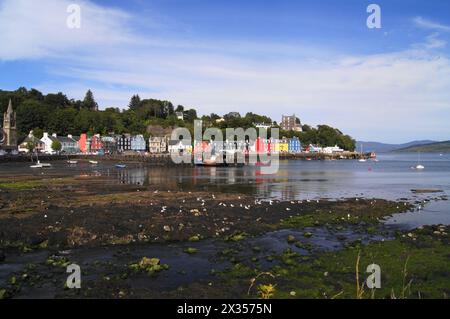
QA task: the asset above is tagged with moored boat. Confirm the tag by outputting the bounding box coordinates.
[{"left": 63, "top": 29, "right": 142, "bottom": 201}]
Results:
[{"left": 30, "top": 160, "right": 51, "bottom": 168}]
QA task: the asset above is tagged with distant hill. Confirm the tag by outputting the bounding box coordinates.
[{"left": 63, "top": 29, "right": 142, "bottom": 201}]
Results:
[
  {"left": 356, "top": 140, "right": 437, "bottom": 153},
  {"left": 394, "top": 141, "right": 450, "bottom": 153}
]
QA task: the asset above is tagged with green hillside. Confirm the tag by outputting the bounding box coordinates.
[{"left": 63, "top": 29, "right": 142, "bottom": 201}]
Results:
[{"left": 395, "top": 141, "right": 450, "bottom": 153}]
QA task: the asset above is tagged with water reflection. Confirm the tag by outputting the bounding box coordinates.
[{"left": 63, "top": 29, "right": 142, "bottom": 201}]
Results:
[
  {"left": 0, "top": 153, "right": 448, "bottom": 201},
  {"left": 104, "top": 154, "right": 450, "bottom": 202}
]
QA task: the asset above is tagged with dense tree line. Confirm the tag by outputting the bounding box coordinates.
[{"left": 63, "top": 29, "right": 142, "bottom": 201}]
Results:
[
  {"left": 281, "top": 125, "right": 356, "bottom": 152},
  {"left": 0, "top": 87, "right": 355, "bottom": 151}
]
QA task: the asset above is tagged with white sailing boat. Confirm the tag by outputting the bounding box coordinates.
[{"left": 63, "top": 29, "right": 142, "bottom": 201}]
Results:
[
  {"left": 415, "top": 152, "right": 425, "bottom": 170},
  {"left": 358, "top": 144, "right": 367, "bottom": 162},
  {"left": 30, "top": 153, "right": 51, "bottom": 168},
  {"left": 30, "top": 160, "right": 52, "bottom": 168}
]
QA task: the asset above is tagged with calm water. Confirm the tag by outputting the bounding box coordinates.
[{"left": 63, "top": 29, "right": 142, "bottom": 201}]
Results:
[{"left": 1, "top": 153, "right": 449, "bottom": 227}]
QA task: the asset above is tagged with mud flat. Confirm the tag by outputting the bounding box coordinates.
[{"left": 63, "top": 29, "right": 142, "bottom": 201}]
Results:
[{"left": 0, "top": 172, "right": 449, "bottom": 299}]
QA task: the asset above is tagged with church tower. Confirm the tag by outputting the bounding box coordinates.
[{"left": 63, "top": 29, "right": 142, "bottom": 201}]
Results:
[{"left": 3, "top": 99, "right": 18, "bottom": 148}]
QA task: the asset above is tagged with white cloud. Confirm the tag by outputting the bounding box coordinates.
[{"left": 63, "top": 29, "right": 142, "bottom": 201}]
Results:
[
  {"left": 414, "top": 17, "right": 450, "bottom": 32},
  {"left": 1, "top": 0, "right": 450, "bottom": 142},
  {"left": 0, "top": 0, "right": 136, "bottom": 60}
]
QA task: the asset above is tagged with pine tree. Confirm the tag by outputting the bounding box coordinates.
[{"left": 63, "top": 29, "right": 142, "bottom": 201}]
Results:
[
  {"left": 83, "top": 90, "right": 98, "bottom": 111},
  {"left": 129, "top": 94, "right": 141, "bottom": 110}
]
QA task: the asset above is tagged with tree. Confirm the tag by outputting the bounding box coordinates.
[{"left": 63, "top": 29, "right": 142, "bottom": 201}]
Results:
[
  {"left": 82, "top": 90, "right": 98, "bottom": 111},
  {"left": 51, "top": 140, "right": 62, "bottom": 153},
  {"left": 128, "top": 94, "right": 141, "bottom": 110},
  {"left": 16, "top": 99, "right": 50, "bottom": 141},
  {"left": 184, "top": 109, "right": 198, "bottom": 123},
  {"left": 26, "top": 141, "right": 36, "bottom": 153},
  {"left": 44, "top": 93, "right": 70, "bottom": 108}
]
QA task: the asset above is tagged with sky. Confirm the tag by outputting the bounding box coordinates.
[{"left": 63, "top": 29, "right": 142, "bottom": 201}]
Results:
[{"left": 0, "top": 0, "right": 449, "bottom": 143}]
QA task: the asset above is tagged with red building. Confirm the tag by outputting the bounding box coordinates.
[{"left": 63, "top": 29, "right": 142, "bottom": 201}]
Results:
[
  {"left": 78, "top": 134, "right": 89, "bottom": 153},
  {"left": 90, "top": 134, "right": 104, "bottom": 153}
]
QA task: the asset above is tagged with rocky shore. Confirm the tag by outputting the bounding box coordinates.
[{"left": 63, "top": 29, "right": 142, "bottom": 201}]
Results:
[{"left": 0, "top": 172, "right": 448, "bottom": 299}]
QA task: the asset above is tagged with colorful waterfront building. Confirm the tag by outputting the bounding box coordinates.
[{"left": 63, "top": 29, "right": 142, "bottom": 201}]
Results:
[
  {"left": 307, "top": 144, "right": 322, "bottom": 153},
  {"left": 168, "top": 140, "right": 192, "bottom": 154},
  {"left": 40, "top": 132, "right": 60, "bottom": 154},
  {"left": 288, "top": 137, "right": 302, "bottom": 153},
  {"left": 90, "top": 134, "right": 104, "bottom": 153},
  {"left": 131, "top": 134, "right": 147, "bottom": 152},
  {"left": 255, "top": 137, "right": 265, "bottom": 153},
  {"left": 117, "top": 134, "right": 131, "bottom": 153},
  {"left": 149, "top": 136, "right": 168, "bottom": 154},
  {"left": 78, "top": 134, "right": 90, "bottom": 153},
  {"left": 279, "top": 139, "right": 289, "bottom": 153},
  {"left": 101, "top": 136, "right": 117, "bottom": 154}
]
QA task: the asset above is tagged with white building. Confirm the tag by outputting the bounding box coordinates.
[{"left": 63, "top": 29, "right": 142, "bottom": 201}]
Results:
[
  {"left": 40, "top": 132, "right": 59, "bottom": 154},
  {"left": 176, "top": 112, "right": 184, "bottom": 121},
  {"left": 323, "top": 145, "right": 344, "bottom": 154},
  {"left": 149, "top": 136, "right": 168, "bottom": 154},
  {"left": 168, "top": 140, "right": 192, "bottom": 154}
]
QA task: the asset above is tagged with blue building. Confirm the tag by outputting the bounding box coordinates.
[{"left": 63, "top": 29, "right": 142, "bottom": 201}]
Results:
[
  {"left": 131, "top": 134, "right": 147, "bottom": 152},
  {"left": 288, "top": 137, "right": 302, "bottom": 153}
]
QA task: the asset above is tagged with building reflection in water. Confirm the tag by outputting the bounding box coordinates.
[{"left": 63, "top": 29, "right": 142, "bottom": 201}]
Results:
[
  {"left": 109, "top": 165, "right": 328, "bottom": 200},
  {"left": 116, "top": 167, "right": 148, "bottom": 185}
]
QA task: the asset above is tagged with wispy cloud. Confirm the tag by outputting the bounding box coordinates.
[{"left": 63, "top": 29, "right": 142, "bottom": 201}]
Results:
[
  {"left": 0, "top": 0, "right": 137, "bottom": 60},
  {"left": 414, "top": 16, "right": 450, "bottom": 32}
]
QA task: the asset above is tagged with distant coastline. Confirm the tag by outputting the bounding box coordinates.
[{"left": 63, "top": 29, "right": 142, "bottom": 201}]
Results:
[{"left": 393, "top": 141, "right": 450, "bottom": 153}]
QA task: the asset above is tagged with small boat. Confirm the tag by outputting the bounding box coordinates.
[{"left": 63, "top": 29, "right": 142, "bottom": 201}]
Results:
[
  {"left": 358, "top": 144, "right": 367, "bottom": 162},
  {"left": 67, "top": 160, "right": 78, "bottom": 165},
  {"left": 414, "top": 152, "right": 425, "bottom": 170},
  {"left": 115, "top": 164, "right": 127, "bottom": 169},
  {"left": 89, "top": 160, "right": 99, "bottom": 165},
  {"left": 30, "top": 160, "right": 51, "bottom": 168}
]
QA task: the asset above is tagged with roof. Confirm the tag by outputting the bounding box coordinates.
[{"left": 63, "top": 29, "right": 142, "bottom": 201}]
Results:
[
  {"left": 57, "top": 136, "right": 77, "bottom": 143},
  {"left": 20, "top": 135, "right": 42, "bottom": 145},
  {"left": 46, "top": 135, "right": 59, "bottom": 143}
]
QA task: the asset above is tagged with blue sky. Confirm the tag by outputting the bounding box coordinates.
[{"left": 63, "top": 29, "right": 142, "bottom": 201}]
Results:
[{"left": 1, "top": 0, "right": 450, "bottom": 143}]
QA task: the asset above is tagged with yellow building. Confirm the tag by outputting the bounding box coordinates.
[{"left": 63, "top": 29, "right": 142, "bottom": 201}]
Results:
[{"left": 279, "top": 142, "right": 289, "bottom": 153}]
